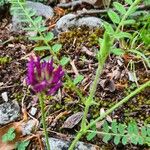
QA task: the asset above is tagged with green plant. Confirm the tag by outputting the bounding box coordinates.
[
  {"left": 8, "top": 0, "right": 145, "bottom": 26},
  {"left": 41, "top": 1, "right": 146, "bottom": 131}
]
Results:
[
  {"left": 9, "top": 0, "right": 84, "bottom": 103},
  {"left": 103, "top": 0, "right": 140, "bottom": 56},
  {"left": 87, "top": 120, "right": 150, "bottom": 146},
  {"left": 9, "top": 0, "right": 150, "bottom": 150},
  {"left": 68, "top": 0, "right": 150, "bottom": 149},
  {"left": 2, "top": 127, "right": 30, "bottom": 149},
  {"left": 2, "top": 127, "right": 16, "bottom": 142},
  {"left": 0, "top": 56, "right": 12, "bottom": 64},
  {"left": 15, "top": 141, "right": 30, "bottom": 150}
]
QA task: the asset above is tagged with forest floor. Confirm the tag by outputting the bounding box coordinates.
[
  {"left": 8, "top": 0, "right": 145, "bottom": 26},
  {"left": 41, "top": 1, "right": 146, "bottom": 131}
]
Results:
[{"left": 0, "top": 1, "right": 150, "bottom": 150}]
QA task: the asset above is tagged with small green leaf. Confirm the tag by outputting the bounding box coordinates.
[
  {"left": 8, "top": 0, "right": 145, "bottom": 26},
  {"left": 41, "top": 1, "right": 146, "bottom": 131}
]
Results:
[
  {"left": 141, "top": 127, "right": 147, "bottom": 137},
  {"left": 27, "top": 9, "right": 36, "bottom": 17},
  {"left": 128, "top": 6, "right": 137, "bottom": 15},
  {"left": 45, "top": 32, "right": 54, "bottom": 41},
  {"left": 122, "top": 136, "right": 128, "bottom": 145},
  {"left": 132, "top": 121, "right": 138, "bottom": 135},
  {"left": 111, "top": 48, "right": 125, "bottom": 56},
  {"left": 113, "top": 2, "right": 126, "bottom": 15},
  {"left": 16, "top": 141, "right": 30, "bottom": 150},
  {"left": 2, "top": 128, "right": 16, "bottom": 142},
  {"left": 103, "top": 134, "right": 111, "bottom": 143},
  {"left": 60, "top": 56, "right": 70, "bottom": 66},
  {"left": 86, "top": 131, "right": 97, "bottom": 141},
  {"left": 29, "top": 36, "right": 43, "bottom": 41},
  {"left": 125, "top": 0, "right": 133, "bottom": 5},
  {"left": 118, "top": 123, "right": 126, "bottom": 134},
  {"left": 130, "top": 135, "right": 138, "bottom": 145},
  {"left": 114, "top": 135, "right": 121, "bottom": 145},
  {"left": 52, "top": 44, "right": 62, "bottom": 53},
  {"left": 73, "top": 75, "right": 84, "bottom": 85},
  {"left": 138, "top": 136, "right": 144, "bottom": 145},
  {"left": 34, "top": 46, "right": 51, "bottom": 51},
  {"left": 86, "top": 120, "right": 97, "bottom": 141},
  {"left": 147, "top": 127, "right": 150, "bottom": 136},
  {"left": 111, "top": 120, "right": 117, "bottom": 133},
  {"left": 121, "top": 19, "right": 135, "bottom": 25},
  {"left": 103, "top": 22, "right": 114, "bottom": 34},
  {"left": 103, "top": 121, "right": 109, "bottom": 133},
  {"left": 145, "top": 137, "right": 150, "bottom": 143},
  {"left": 108, "top": 10, "right": 120, "bottom": 24},
  {"left": 127, "top": 122, "right": 134, "bottom": 134},
  {"left": 38, "top": 26, "right": 48, "bottom": 32},
  {"left": 34, "top": 16, "right": 42, "bottom": 24},
  {"left": 114, "top": 32, "right": 132, "bottom": 39}
]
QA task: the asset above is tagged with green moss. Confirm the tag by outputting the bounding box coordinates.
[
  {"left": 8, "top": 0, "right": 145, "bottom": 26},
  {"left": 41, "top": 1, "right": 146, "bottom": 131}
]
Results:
[
  {"left": 0, "top": 56, "right": 12, "bottom": 65},
  {"left": 57, "top": 27, "right": 103, "bottom": 51}
]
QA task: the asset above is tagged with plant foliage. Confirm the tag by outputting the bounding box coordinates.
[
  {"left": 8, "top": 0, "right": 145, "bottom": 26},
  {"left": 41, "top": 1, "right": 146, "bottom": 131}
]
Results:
[
  {"left": 2, "top": 127, "right": 16, "bottom": 142},
  {"left": 87, "top": 120, "right": 150, "bottom": 146}
]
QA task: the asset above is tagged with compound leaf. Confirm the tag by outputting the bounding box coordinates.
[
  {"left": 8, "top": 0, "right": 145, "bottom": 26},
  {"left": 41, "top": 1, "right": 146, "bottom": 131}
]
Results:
[
  {"left": 114, "top": 135, "right": 121, "bottom": 145},
  {"left": 108, "top": 10, "right": 120, "bottom": 24},
  {"left": 113, "top": 2, "right": 126, "bottom": 15},
  {"left": 103, "top": 134, "right": 111, "bottom": 143},
  {"left": 122, "top": 136, "right": 128, "bottom": 145}
]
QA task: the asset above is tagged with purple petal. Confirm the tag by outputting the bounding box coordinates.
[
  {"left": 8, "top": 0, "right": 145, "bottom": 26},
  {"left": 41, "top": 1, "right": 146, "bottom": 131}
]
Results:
[
  {"left": 26, "top": 57, "right": 36, "bottom": 85},
  {"left": 51, "top": 66, "right": 64, "bottom": 84},
  {"left": 35, "top": 57, "right": 41, "bottom": 77},
  {"left": 46, "top": 59, "right": 54, "bottom": 75},
  {"left": 47, "top": 82, "right": 62, "bottom": 95},
  {"left": 33, "top": 80, "right": 47, "bottom": 93}
]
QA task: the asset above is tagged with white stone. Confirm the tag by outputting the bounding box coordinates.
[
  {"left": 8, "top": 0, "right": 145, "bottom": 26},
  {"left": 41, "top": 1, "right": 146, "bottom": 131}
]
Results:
[{"left": 1, "top": 92, "right": 8, "bottom": 102}]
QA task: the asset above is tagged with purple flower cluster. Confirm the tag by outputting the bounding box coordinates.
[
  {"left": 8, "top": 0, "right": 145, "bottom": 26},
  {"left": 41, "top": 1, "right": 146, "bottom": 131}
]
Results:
[{"left": 26, "top": 56, "right": 64, "bottom": 95}]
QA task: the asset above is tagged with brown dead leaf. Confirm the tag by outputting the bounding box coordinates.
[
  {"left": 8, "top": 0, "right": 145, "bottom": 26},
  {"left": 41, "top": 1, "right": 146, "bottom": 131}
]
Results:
[
  {"left": 54, "top": 7, "right": 65, "bottom": 16},
  {"left": 51, "top": 111, "right": 71, "bottom": 127},
  {"left": 62, "top": 112, "right": 83, "bottom": 129},
  {"left": 0, "top": 119, "right": 37, "bottom": 150},
  {"left": 99, "top": 79, "right": 116, "bottom": 92},
  {"left": 0, "top": 122, "right": 25, "bottom": 150}
]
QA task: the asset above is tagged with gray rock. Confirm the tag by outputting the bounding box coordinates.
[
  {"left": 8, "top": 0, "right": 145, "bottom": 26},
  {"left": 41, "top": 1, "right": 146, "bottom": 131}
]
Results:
[
  {"left": 21, "top": 119, "right": 37, "bottom": 135},
  {"left": 46, "top": 137, "right": 100, "bottom": 150},
  {"left": 55, "top": 13, "right": 103, "bottom": 32},
  {"left": 0, "top": 101, "right": 20, "bottom": 125},
  {"left": 56, "top": 14, "right": 76, "bottom": 32},
  {"left": 26, "top": 1, "right": 54, "bottom": 19},
  {"left": 12, "top": 1, "right": 54, "bottom": 31},
  {"left": 78, "top": 17, "right": 103, "bottom": 28}
]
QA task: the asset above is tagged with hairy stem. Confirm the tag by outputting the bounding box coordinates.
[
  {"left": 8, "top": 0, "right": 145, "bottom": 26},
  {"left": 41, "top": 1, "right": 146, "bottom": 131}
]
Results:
[
  {"left": 69, "top": 32, "right": 111, "bottom": 150},
  {"left": 69, "top": 80, "right": 150, "bottom": 149},
  {"left": 81, "top": 64, "right": 103, "bottom": 129},
  {"left": 39, "top": 93, "right": 51, "bottom": 150},
  {"left": 86, "top": 80, "right": 150, "bottom": 129}
]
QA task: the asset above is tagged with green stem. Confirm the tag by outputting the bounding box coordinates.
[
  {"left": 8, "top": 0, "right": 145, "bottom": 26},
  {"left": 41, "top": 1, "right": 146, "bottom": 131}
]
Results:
[
  {"left": 81, "top": 64, "right": 103, "bottom": 129},
  {"left": 86, "top": 80, "right": 150, "bottom": 129},
  {"left": 39, "top": 93, "right": 50, "bottom": 150},
  {"left": 69, "top": 80, "right": 150, "bottom": 149},
  {"left": 16, "top": 1, "right": 84, "bottom": 102},
  {"left": 68, "top": 131, "right": 83, "bottom": 150}
]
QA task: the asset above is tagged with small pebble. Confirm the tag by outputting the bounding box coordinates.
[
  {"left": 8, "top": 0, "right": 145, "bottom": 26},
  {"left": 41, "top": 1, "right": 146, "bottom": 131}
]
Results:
[
  {"left": 30, "top": 107, "right": 37, "bottom": 116},
  {"left": 1, "top": 92, "right": 8, "bottom": 102}
]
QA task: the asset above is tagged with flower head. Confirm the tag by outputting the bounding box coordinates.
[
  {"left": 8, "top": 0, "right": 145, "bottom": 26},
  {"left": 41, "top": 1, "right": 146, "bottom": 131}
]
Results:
[{"left": 26, "top": 56, "right": 64, "bottom": 95}]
